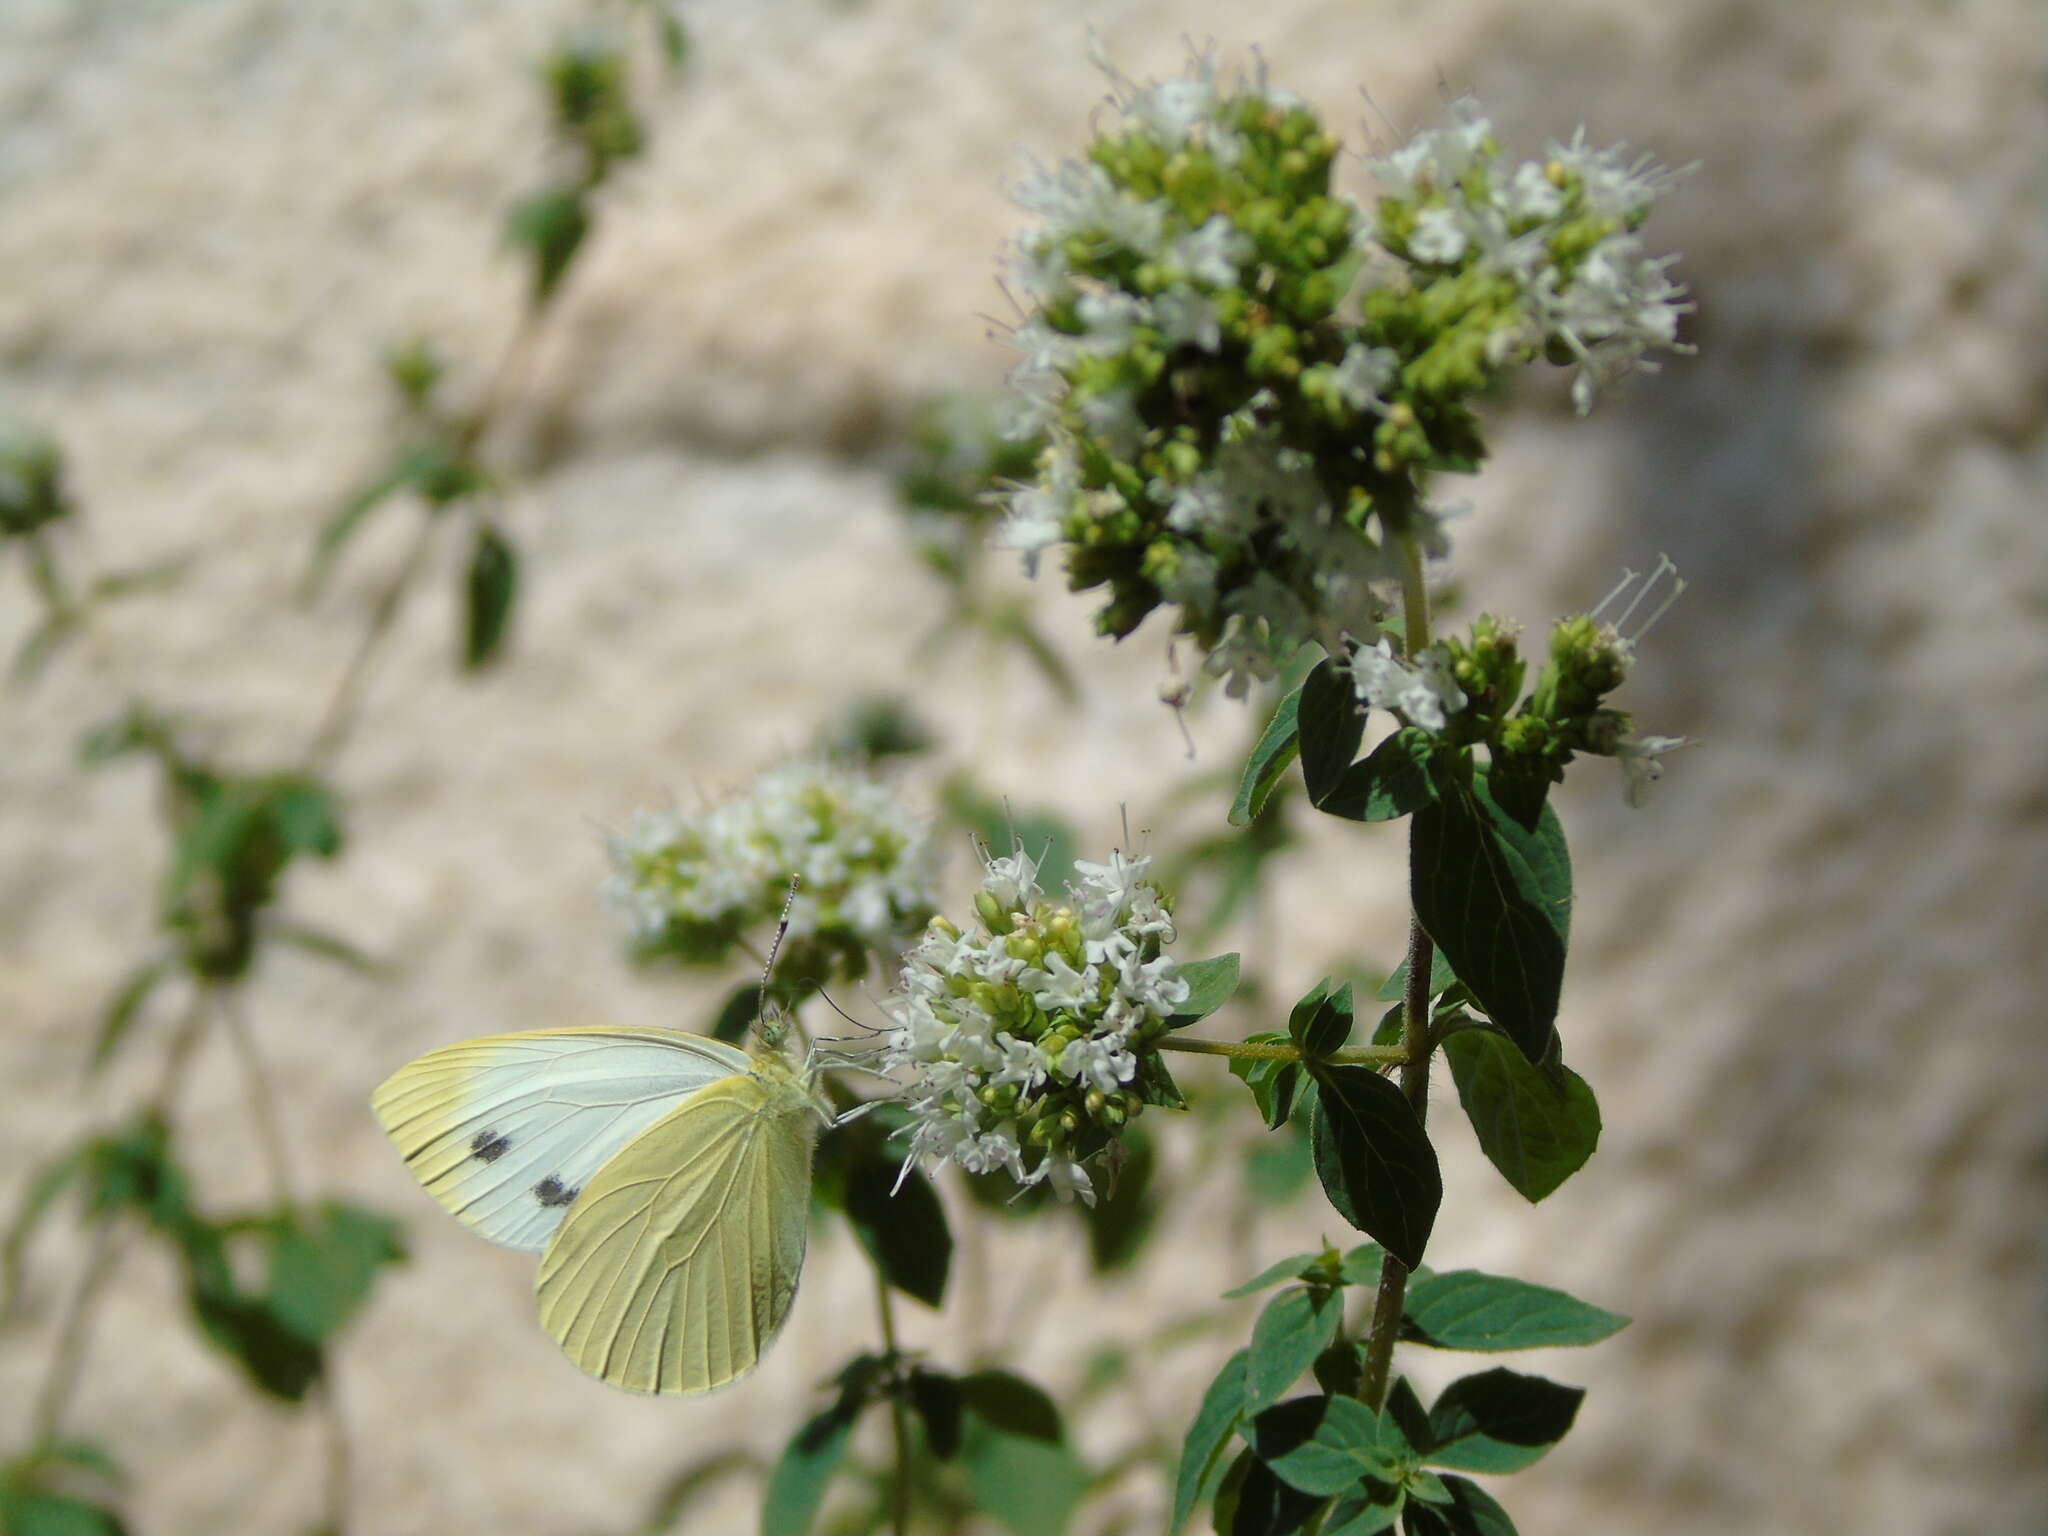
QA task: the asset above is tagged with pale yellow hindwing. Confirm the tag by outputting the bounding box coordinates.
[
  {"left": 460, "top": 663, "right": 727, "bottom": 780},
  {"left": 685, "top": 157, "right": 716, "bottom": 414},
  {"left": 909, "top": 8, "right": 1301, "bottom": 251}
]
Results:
[{"left": 533, "top": 1060, "right": 820, "bottom": 1395}]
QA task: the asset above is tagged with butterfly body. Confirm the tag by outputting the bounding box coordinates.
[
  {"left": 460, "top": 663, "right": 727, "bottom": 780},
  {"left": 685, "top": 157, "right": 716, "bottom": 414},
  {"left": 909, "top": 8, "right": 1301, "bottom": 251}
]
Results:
[{"left": 372, "top": 1025, "right": 830, "bottom": 1395}]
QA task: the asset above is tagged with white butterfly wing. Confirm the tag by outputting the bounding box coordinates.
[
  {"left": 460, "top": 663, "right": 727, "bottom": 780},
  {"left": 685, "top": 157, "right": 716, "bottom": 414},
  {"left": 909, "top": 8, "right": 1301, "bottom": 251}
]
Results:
[
  {"left": 371, "top": 1027, "right": 753, "bottom": 1253},
  {"left": 534, "top": 1060, "right": 820, "bottom": 1395}
]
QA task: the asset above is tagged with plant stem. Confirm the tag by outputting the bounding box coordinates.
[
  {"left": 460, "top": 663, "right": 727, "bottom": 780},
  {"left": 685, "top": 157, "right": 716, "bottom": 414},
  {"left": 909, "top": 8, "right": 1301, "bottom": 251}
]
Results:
[
  {"left": 220, "top": 987, "right": 300, "bottom": 1210},
  {"left": 1155, "top": 1036, "right": 1406, "bottom": 1067},
  {"left": 877, "top": 1274, "right": 912, "bottom": 1536},
  {"left": 1357, "top": 532, "right": 1436, "bottom": 1413}
]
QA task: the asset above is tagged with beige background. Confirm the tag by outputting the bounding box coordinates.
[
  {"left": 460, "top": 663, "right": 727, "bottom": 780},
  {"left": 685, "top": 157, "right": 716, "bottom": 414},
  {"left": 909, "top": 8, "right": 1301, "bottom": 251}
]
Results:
[{"left": 2, "top": 1, "right": 2044, "bottom": 1532}]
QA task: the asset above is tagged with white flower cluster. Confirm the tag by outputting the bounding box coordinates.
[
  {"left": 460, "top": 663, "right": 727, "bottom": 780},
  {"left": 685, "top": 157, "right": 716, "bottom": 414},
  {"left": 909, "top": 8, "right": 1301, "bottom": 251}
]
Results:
[
  {"left": 1349, "top": 637, "right": 1470, "bottom": 732},
  {"left": 1370, "top": 100, "right": 1692, "bottom": 413},
  {"left": 881, "top": 848, "right": 1190, "bottom": 1206},
  {"left": 602, "top": 758, "right": 938, "bottom": 958}
]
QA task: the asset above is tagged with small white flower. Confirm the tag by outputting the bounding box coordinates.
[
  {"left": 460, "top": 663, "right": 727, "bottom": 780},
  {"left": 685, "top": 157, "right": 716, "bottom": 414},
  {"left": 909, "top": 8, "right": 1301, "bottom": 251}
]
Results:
[
  {"left": 1330, "top": 344, "right": 1399, "bottom": 412},
  {"left": 1349, "top": 637, "right": 1468, "bottom": 732},
  {"left": 1173, "top": 216, "right": 1254, "bottom": 286},
  {"left": 1409, "top": 204, "right": 1470, "bottom": 264},
  {"left": 1615, "top": 734, "right": 1688, "bottom": 808},
  {"left": 1038, "top": 1153, "right": 1096, "bottom": 1206}
]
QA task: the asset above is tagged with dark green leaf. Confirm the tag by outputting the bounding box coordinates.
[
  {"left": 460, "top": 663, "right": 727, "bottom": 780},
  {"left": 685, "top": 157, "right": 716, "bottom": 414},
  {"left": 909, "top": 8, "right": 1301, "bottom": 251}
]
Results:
[
  {"left": 1169, "top": 1348, "right": 1247, "bottom": 1534},
  {"left": 462, "top": 522, "right": 519, "bottom": 670},
  {"left": 506, "top": 188, "right": 590, "bottom": 304},
  {"left": 959, "top": 1369, "right": 1063, "bottom": 1444},
  {"left": 1245, "top": 1286, "right": 1343, "bottom": 1410},
  {"left": 962, "top": 1419, "right": 1085, "bottom": 1536},
  {"left": 760, "top": 1401, "right": 860, "bottom": 1536},
  {"left": 1404, "top": 1270, "right": 1627, "bottom": 1352},
  {"left": 1230, "top": 681, "right": 1303, "bottom": 826},
  {"left": 187, "top": 1278, "right": 324, "bottom": 1401},
  {"left": 1168, "top": 953, "right": 1242, "bottom": 1027},
  {"left": 842, "top": 1146, "right": 950, "bottom": 1308},
  {"left": 1131, "top": 1050, "right": 1189, "bottom": 1112},
  {"left": 1298, "top": 659, "right": 1365, "bottom": 812},
  {"left": 1313, "top": 1340, "right": 1365, "bottom": 1398},
  {"left": 909, "top": 1367, "right": 964, "bottom": 1460},
  {"left": 1215, "top": 1447, "right": 1322, "bottom": 1536},
  {"left": 1231, "top": 1034, "right": 1301, "bottom": 1130},
  {"left": 1307, "top": 1068, "right": 1442, "bottom": 1269},
  {"left": 0, "top": 1492, "right": 130, "bottom": 1536},
  {"left": 1384, "top": 1376, "right": 1433, "bottom": 1460},
  {"left": 1401, "top": 1476, "right": 1520, "bottom": 1536},
  {"left": 1374, "top": 949, "right": 1460, "bottom": 1004},
  {"left": 263, "top": 1201, "right": 407, "bottom": 1345},
  {"left": 1223, "top": 1250, "right": 1322, "bottom": 1300},
  {"left": 710, "top": 982, "right": 761, "bottom": 1044},
  {"left": 1289, "top": 978, "right": 1355, "bottom": 1058},
  {"left": 1249, "top": 1394, "right": 1391, "bottom": 1496},
  {"left": 1409, "top": 764, "right": 1571, "bottom": 1062},
  {"left": 88, "top": 958, "right": 170, "bottom": 1075},
  {"left": 1316, "top": 728, "right": 1439, "bottom": 823},
  {"left": 1443, "top": 1031, "right": 1599, "bottom": 1203},
  {"left": 1085, "top": 1125, "right": 1157, "bottom": 1271},
  {"left": 2, "top": 1145, "right": 86, "bottom": 1318},
  {"left": 267, "top": 776, "right": 343, "bottom": 859},
  {"left": 1425, "top": 1368, "right": 1583, "bottom": 1474},
  {"left": 1324, "top": 1491, "right": 1402, "bottom": 1536}
]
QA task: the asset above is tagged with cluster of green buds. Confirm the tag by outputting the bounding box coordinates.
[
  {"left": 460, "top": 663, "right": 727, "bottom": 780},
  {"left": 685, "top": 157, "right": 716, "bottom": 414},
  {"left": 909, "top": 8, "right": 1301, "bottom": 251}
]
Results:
[
  {"left": 882, "top": 848, "right": 1191, "bottom": 1205},
  {"left": 0, "top": 425, "right": 70, "bottom": 539},
  {"left": 997, "top": 52, "right": 1689, "bottom": 697},
  {"left": 543, "top": 35, "right": 645, "bottom": 181},
  {"left": 602, "top": 757, "right": 940, "bottom": 983}
]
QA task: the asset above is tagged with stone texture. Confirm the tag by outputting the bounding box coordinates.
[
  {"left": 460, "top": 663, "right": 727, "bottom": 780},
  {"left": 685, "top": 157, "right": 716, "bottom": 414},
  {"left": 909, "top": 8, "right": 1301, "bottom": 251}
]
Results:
[{"left": 2, "top": 1, "right": 2043, "bottom": 1533}]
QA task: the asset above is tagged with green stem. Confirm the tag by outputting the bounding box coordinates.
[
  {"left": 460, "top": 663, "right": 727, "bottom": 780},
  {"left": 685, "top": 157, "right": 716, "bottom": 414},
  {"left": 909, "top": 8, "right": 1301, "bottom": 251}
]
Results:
[
  {"left": 1357, "top": 533, "right": 1436, "bottom": 1413},
  {"left": 1155, "top": 1036, "right": 1406, "bottom": 1067},
  {"left": 877, "top": 1274, "right": 912, "bottom": 1536}
]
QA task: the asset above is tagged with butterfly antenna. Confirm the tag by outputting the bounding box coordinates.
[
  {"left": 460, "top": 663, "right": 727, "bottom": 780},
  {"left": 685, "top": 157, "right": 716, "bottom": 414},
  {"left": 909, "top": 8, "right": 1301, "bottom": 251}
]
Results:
[{"left": 761, "top": 875, "right": 800, "bottom": 995}]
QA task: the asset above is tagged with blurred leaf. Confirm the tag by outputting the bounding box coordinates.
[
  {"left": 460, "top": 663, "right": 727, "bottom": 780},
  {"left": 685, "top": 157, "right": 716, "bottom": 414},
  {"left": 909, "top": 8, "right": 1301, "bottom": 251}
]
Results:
[
  {"left": 306, "top": 447, "right": 432, "bottom": 593},
  {"left": 1170, "top": 1348, "right": 1247, "bottom": 1534},
  {"left": 1212, "top": 1446, "right": 1320, "bottom": 1536},
  {"left": 1245, "top": 1287, "right": 1342, "bottom": 1411},
  {"left": 1400, "top": 1476, "right": 1520, "bottom": 1536},
  {"left": 1243, "top": 1118, "right": 1314, "bottom": 1203},
  {"left": 1223, "top": 1249, "right": 1324, "bottom": 1300},
  {"left": 1424, "top": 1368, "right": 1583, "bottom": 1474},
  {"left": 461, "top": 522, "right": 519, "bottom": 670},
  {"left": 1442, "top": 1031, "right": 1599, "bottom": 1203},
  {"left": 1230, "top": 680, "right": 1303, "bottom": 826},
  {"left": 958, "top": 1369, "right": 1063, "bottom": 1444},
  {"left": 262, "top": 1201, "right": 407, "bottom": 1345},
  {"left": 962, "top": 1418, "right": 1085, "bottom": 1536},
  {"left": 1083, "top": 1124, "right": 1156, "bottom": 1271},
  {"left": 908, "top": 1366, "right": 964, "bottom": 1460},
  {"left": 0, "top": 1491, "right": 130, "bottom": 1536},
  {"left": 87, "top": 957, "right": 171, "bottom": 1075},
  {"left": 267, "top": 776, "right": 343, "bottom": 859},
  {"left": 269, "top": 924, "right": 389, "bottom": 978},
  {"left": 1, "top": 1145, "right": 87, "bottom": 1320},
  {"left": 1314, "top": 1340, "right": 1365, "bottom": 1399},
  {"left": 761, "top": 1398, "right": 861, "bottom": 1536},
  {"left": 834, "top": 1129, "right": 951, "bottom": 1309},
  {"left": 1166, "top": 953, "right": 1241, "bottom": 1028},
  {"left": 506, "top": 188, "right": 590, "bottom": 305},
  {"left": 1307, "top": 1067, "right": 1441, "bottom": 1270},
  {"left": 623, "top": 1447, "right": 753, "bottom": 1536},
  {"left": 1403, "top": 1269, "right": 1627, "bottom": 1352}
]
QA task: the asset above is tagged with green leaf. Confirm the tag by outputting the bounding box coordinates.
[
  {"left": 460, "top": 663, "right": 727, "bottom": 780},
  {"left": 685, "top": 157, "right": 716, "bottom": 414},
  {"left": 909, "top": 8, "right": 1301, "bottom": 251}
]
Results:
[
  {"left": 1338, "top": 1243, "right": 1388, "bottom": 1287},
  {"left": 710, "top": 982, "right": 762, "bottom": 1044},
  {"left": 1374, "top": 949, "right": 1459, "bottom": 1004},
  {"left": 841, "top": 1144, "right": 950, "bottom": 1308},
  {"left": 1131, "top": 1049, "right": 1190, "bottom": 1112},
  {"left": 267, "top": 776, "right": 343, "bottom": 859},
  {"left": 1245, "top": 1286, "right": 1343, "bottom": 1410},
  {"left": 962, "top": 1418, "right": 1085, "bottom": 1536},
  {"left": 0, "top": 1492, "right": 130, "bottom": 1536},
  {"left": 1169, "top": 1348, "right": 1247, "bottom": 1534},
  {"left": 1383, "top": 1376, "right": 1433, "bottom": 1458},
  {"left": 909, "top": 1367, "right": 964, "bottom": 1460},
  {"left": 1315, "top": 728, "right": 1439, "bottom": 823},
  {"left": 1223, "top": 1250, "right": 1323, "bottom": 1299},
  {"left": 1289, "top": 978, "right": 1355, "bottom": 1058},
  {"left": 1084, "top": 1125, "right": 1157, "bottom": 1270},
  {"left": 760, "top": 1400, "right": 860, "bottom": 1536},
  {"left": 186, "top": 1276, "right": 324, "bottom": 1401},
  {"left": 959, "top": 1369, "right": 1063, "bottom": 1444},
  {"left": 1323, "top": 1491, "right": 1402, "bottom": 1536},
  {"left": 1297, "top": 659, "right": 1365, "bottom": 812},
  {"left": 1409, "top": 763, "right": 1572, "bottom": 1063},
  {"left": 1167, "top": 952, "right": 1241, "bottom": 1026},
  {"left": 654, "top": 6, "right": 689, "bottom": 68},
  {"left": 1401, "top": 1476, "right": 1520, "bottom": 1536},
  {"left": 506, "top": 188, "right": 591, "bottom": 304},
  {"left": 462, "top": 522, "right": 519, "bottom": 670},
  {"left": 1313, "top": 1340, "right": 1365, "bottom": 1398},
  {"left": 1230, "top": 681, "right": 1303, "bottom": 826},
  {"left": 1248, "top": 1394, "right": 1390, "bottom": 1495},
  {"left": 1403, "top": 1270, "right": 1627, "bottom": 1352},
  {"left": 1442, "top": 1031, "right": 1599, "bottom": 1203},
  {"left": 1425, "top": 1368, "right": 1583, "bottom": 1474},
  {"left": 88, "top": 958, "right": 171, "bottom": 1074},
  {"left": 263, "top": 1201, "right": 407, "bottom": 1345},
  {"left": 1231, "top": 1033, "right": 1302, "bottom": 1131},
  {"left": 306, "top": 449, "right": 426, "bottom": 593},
  {"left": 1213, "top": 1447, "right": 1322, "bottom": 1536},
  {"left": 1306, "top": 1067, "right": 1442, "bottom": 1269}
]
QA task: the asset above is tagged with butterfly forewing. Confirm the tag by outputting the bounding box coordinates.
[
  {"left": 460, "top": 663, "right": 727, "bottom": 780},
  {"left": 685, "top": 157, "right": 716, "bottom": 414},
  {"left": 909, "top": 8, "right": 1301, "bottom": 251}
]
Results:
[
  {"left": 371, "top": 1027, "right": 752, "bottom": 1253},
  {"left": 533, "top": 1060, "right": 820, "bottom": 1395}
]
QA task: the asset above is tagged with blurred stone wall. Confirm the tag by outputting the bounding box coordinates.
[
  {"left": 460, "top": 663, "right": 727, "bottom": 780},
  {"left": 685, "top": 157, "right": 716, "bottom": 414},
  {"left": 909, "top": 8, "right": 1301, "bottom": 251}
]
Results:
[{"left": 1, "top": 1, "right": 2043, "bottom": 1532}]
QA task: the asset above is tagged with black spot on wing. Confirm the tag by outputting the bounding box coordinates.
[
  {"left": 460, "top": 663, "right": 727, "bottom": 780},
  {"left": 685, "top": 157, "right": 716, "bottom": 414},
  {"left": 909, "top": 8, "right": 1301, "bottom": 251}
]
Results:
[
  {"left": 470, "top": 1130, "right": 512, "bottom": 1163},
  {"left": 535, "top": 1176, "right": 580, "bottom": 1208}
]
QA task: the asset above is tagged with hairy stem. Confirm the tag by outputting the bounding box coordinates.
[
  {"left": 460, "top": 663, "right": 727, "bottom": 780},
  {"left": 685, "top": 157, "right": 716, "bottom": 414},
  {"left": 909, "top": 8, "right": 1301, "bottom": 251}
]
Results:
[
  {"left": 1155, "top": 1036, "right": 1406, "bottom": 1067},
  {"left": 1357, "top": 533, "right": 1436, "bottom": 1413}
]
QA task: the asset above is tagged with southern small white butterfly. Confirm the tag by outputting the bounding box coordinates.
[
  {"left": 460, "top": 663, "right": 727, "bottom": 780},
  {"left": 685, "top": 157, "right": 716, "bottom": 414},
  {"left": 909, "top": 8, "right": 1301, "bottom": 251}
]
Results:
[{"left": 372, "top": 883, "right": 836, "bottom": 1395}]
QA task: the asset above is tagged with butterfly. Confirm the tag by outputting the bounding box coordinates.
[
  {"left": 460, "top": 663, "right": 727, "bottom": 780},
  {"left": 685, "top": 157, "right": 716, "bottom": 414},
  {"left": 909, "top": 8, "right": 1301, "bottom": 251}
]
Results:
[{"left": 371, "top": 1013, "right": 834, "bottom": 1395}]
